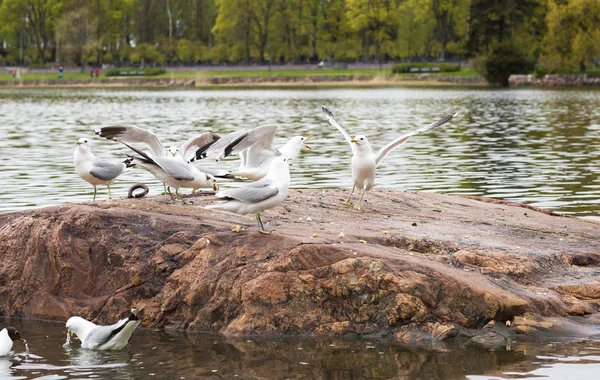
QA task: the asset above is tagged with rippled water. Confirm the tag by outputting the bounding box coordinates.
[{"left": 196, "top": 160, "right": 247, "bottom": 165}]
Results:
[
  {"left": 0, "top": 88, "right": 599, "bottom": 219},
  {"left": 0, "top": 320, "right": 599, "bottom": 379}
]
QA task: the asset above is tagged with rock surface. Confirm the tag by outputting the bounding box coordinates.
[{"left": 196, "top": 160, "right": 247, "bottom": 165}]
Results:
[{"left": 0, "top": 190, "right": 599, "bottom": 345}]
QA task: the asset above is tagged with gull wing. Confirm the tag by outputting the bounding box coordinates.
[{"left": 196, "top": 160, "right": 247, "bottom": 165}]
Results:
[
  {"left": 96, "top": 126, "right": 165, "bottom": 157},
  {"left": 216, "top": 179, "right": 278, "bottom": 203},
  {"left": 153, "top": 157, "right": 195, "bottom": 181},
  {"left": 322, "top": 106, "right": 353, "bottom": 147},
  {"left": 243, "top": 124, "right": 279, "bottom": 168},
  {"left": 375, "top": 112, "right": 457, "bottom": 167},
  {"left": 178, "top": 132, "right": 220, "bottom": 160},
  {"left": 89, "top": 161, "right": 124, "bottom": 181},
  {"left": 84, "top": 318, "right": 129, "bottom": 349},
  {"left": 199, "top": 124, "right": 279, "bottom": 161}
]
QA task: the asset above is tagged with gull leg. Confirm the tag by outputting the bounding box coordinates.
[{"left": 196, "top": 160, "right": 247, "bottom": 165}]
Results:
[
  {"left": 167, "top": 186, "right": 176, "bottom": 201},
  {"left": 341, "top": 185, "right": 355, "bottom": 205},
  {"left": 92, "top": 186, "right": 97, "bottom": 201},
  {"left": 107, "top": 184, "right": 112, "bottom": 199},
  {"left": 354, "top": 190, "right": 366, "bottom": 210},
  {"left": 256, "top": 213, "right": 271, "bottom": 235},
  {"left": 163, "top": 183, "right": 167, "bottom": 195}
]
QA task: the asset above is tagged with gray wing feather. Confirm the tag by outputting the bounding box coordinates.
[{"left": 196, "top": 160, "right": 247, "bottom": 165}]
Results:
[
  {"left": 178, "top": 133, "right": 220, "bottom": 159},
  {"left": 89, "top": 161, "right": 125, "bottom": 181},
  {"left": 216, "top": 182, "right": 278, "bottom": 203},
  {"left": 204, "top": 125, "right": 278, "bottom": 160},
  {"left": 153, "top": 157, "right": 195, "bottom": 181},
  {"left": 96, "top": 126, "right": 165, "bottom": 157}
]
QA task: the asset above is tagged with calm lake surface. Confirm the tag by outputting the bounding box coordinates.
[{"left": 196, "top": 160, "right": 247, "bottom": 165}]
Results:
[
  {"left": 0, "top": 88, "right": 599, "bottom": 219},
  {"left": 0, "top": 320, "right": 598, "bottom": 380}
]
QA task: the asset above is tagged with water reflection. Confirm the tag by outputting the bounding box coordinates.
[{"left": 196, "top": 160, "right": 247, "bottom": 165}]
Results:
[
  {"left": 2, "top": 320, "right": 600, "bottom": 379},
  {"left": 0, "top": 88, "right": 598, "bottom": 218}
]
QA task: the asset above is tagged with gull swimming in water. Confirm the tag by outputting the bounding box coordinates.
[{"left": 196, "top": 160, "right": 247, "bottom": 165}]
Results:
[
  {"left": 206, "top": 155, "right": 292, "bottom": 234},
  {"left": 0, "top": 327, "right": 26, "bottom": 356},
  {"left": 74, "top": 138, "right": 134, "bottom": 201},
  {"left": 95, "top": 126, "right": 221, "bottom": 198},
  {"left": 322, "top": 106, "right": 457, "bottom": 210},
  {"left": 65, "top": 309, "right": 140, "bottom": 351}
]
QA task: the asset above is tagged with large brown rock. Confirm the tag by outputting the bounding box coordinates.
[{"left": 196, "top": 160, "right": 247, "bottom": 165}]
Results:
[{"left": 0, "top": 190, "right": 599, "bottom": 344}]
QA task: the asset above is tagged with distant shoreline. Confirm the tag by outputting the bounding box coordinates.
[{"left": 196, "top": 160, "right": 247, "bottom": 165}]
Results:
[{"left": 0, "top": 74, "right": 488, "bottom": 89}]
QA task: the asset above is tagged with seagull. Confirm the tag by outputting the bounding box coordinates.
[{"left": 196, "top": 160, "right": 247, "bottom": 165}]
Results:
[
  {"left": 192, "top": 125, "right": 312, "bottom": 181},
  {"left": 0, "top": 327, "right": 26, "bottom": 356},
  {"left": 322, "top": 106, "right": 457, "bottom": 210},
  {"left": 95, "top": 126, "right": 221, "bottom": 199},
  {"left": 65, "top": 308, "right": 141, "bottom": 351},
  {"left": 192, "top": 124, "right": 278, "bottom": 162},
  {"left": 74, "top": 138, "right": 134, "bottom": 201},
  {"left": 206, "top": 155, "right": 292, "bottom": 234}
]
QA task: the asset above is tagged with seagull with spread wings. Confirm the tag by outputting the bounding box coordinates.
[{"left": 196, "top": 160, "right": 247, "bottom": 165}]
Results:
[
  {"left": 192, "top": 124, "right": 312, "bottom": 181},
  {"left": 95, "top": 126, "right": 221, "bottom": 199},
  {"left": 322, "top": 106, "right": 457, "bottom": 210}
]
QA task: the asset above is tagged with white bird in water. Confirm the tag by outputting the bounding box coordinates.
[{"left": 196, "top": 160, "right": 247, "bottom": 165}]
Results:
[
  {"left": 206, "top": 155, "right": 292, "bottom": 234},
  {"left": 74, "top": 138, "right": 134, "bottom": 201},
  {"left": 322, "top": 106, "right": 457, "bottom": 210},
  {"left": 95, "top": 126, "right": 221, "bottom": 199},
  {"left": 0, "top": 327, "right": 26, "bottom": 356},
  {"left": 65, "top": 308, "right": 141, "bottom": 351}
]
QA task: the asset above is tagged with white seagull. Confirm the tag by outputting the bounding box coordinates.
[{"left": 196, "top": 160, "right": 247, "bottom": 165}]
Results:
[
  {"left": 192, "top": 124, "right": 312, "bottom": 181},
  {"left": 95, "top": 126, "right": 221, "bottom": 199},
  {"left": 0, "top": 327, "right": 26, "bottom": 356},
  {"left": 322, "top": 106, "right": 457, "bottom": 210},
  {"left": 206, "top": 155, "right": 292, "bottom": 234},
  {"left": 65, "top": 308, "right": 141, "bottom": 351},
  {"left": 74, "top": 138, "right": 134, "bottom": 201}
]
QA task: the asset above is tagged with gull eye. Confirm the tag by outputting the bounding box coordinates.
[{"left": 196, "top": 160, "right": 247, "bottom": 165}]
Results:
[
  {"left": 360, "top": 138, "right": 364, "bottom": 141},
  {"left": 84, "top": 140, "right": 88, "bottom": 143}
]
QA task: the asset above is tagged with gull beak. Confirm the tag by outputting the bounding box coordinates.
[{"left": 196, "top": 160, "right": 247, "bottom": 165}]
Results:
[
  {"left": 213, "top": 183, "right": 219, "bottom": 191},
  {"left": 304, "top": 136, "right": 313, "bottom": 150},
  {"left": 75, "top": 141, "right": 82, "bottom": 145},
  {"left": 20, "top": 338, "right": 27, "bottom": 344},
  {"left": 350, "top": 139, "right": 357, "bottom": 143}
]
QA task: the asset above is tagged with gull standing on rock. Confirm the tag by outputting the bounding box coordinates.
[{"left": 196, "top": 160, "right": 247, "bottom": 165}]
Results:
[
  {"left": 65, "top": 309, "right": 140, "bottom": 351},
  {"left": 0, "top": 327, "right": 26, "bottom": 356},
  {"left": 95, "top": 126, "right": 221, "bottom": 199},
  {"left": 74, "top": 138, "right": 134, "bottom": 201},
  {"left": 206, "top": 155, "right": 292, "bottom": 234},
  {"left": 322, "top": 106, "right": 457, "bottom": 210}
]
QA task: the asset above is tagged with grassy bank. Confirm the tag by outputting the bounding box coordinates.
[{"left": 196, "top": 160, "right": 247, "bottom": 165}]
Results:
[{"left": 0, "top": 67, "right": 479, "bottom": 81}]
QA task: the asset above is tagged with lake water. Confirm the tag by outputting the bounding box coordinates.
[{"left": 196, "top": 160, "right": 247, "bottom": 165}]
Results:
[
  {"left": 0, "top": 320, "right": 599, "bottom": 379},
  {"left": 0, "top": 88, "right": 599, "bottom": 219}
]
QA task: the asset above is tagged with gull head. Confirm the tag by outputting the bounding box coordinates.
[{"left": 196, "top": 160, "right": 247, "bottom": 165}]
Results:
[
  {"left": 75, "top": 137, "right": 91, "bottom": 152},
  {"left": 6, "top": 327, "right": 26, "bottom": 343},
  {"left": 168, "top": 146, "right": 179, "bottom": 157},
  {"left": 350, "top": 135, "right": 372, "bottom": 151}
]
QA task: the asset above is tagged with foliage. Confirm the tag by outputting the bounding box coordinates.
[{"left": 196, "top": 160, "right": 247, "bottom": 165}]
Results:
[
  {"left": 480, "top": 43, "right": 536, "bottom": 86},
  {"left": 0, "top": 0, "right": 596, "bottom": 77}
]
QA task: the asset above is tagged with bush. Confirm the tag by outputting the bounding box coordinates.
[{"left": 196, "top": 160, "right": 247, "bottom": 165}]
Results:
[
  {"left": 481, "top": 43, "right": 536, "bottom": 86},
  {"left": 105, "top": 68, "right": 166, "bottom": 77},
  {"left": 392, "top": 62, "right": 460, "bottom": 74}
]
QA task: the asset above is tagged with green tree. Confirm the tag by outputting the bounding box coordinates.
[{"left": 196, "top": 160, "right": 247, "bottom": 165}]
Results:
[{"left": 346, "top": 0, "right": 401, "bottom": 63}]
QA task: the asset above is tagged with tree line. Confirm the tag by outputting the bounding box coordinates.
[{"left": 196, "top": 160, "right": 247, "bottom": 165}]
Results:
[{"left": 0, "top": 0, "right": 598, "bottom": 74}]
